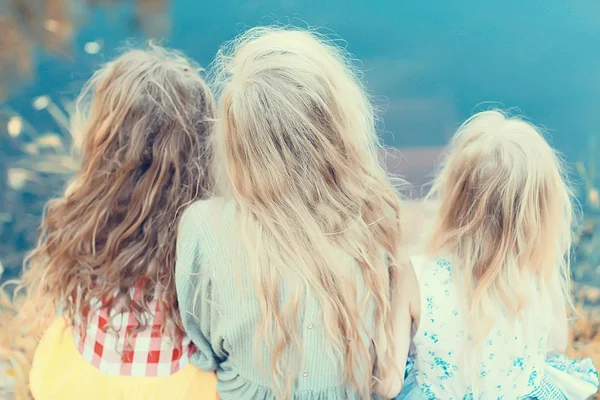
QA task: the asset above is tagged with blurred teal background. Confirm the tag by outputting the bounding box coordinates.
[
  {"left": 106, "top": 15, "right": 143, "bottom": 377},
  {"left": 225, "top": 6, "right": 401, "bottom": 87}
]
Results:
[
  {"left": 10, "top": 0, "right": 600, "bottom": 154},
  {"left": 1, "top": 0, "right": 599, "bottom": 283}
]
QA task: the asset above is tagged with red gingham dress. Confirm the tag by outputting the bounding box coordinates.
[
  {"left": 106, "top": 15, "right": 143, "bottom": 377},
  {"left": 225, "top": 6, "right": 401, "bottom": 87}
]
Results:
[{"left": 71, "top": 288, "right": 196, "bottom": 377}]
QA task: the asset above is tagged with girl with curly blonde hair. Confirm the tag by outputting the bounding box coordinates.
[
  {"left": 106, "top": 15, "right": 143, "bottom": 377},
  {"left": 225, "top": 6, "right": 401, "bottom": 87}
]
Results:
[{"left": 15, "top": 45, "right": 219, "bottom": 400}]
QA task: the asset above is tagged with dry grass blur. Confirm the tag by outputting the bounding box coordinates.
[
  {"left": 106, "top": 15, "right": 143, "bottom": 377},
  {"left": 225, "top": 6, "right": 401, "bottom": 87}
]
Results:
[
  {"left": 0, "top": 0, "right": 168, "bottom": 100},
  {"left": 0, "top": 289, "right": 34, "bottom": 399},
  {"left": 569, "top": 306, "right": 600, "bottom": 400},
  {"left": 0, "top": 93, "right": 76, "bottom": 397}
]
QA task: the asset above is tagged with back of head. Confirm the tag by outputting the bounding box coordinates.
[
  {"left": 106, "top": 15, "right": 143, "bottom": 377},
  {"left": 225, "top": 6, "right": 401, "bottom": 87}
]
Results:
[
  {"left": 212, "top": 27, "right": 384, "bottom": 200},
  {"left": 19, "top": 44, "right": 215, "bottom": 341},
  {"left": 428, "top": 110, "right": 573, "bottom": 338},
  {"left": 211, "top": 26, "right": 402, "bottom": 397}
]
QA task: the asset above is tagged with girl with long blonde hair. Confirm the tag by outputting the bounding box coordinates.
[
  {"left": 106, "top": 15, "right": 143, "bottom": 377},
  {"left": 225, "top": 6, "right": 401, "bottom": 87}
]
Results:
[
  {"left": 389, "top": 110, "right": 599, "bottom": 399},
  {"left": 13, "top": 45, "right": 219, "bottom": 399},
  {"left": 175, "top": 26, "right": 403, "bottom": 399}
]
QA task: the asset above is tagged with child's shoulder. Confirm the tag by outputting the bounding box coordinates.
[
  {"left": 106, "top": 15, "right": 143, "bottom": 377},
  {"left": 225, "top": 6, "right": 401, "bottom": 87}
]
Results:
[
  {"left": 408, "top": 255, "right": 453, "bottom": 279},
  {"left": 409, "top": 254, "right": 452, "bottom": 267},
  {"left": 181, "top": 197, "right": 235, "bottom": 220},
  {"left": 179, "top": 198, "right": 236, "bottom": 237}
]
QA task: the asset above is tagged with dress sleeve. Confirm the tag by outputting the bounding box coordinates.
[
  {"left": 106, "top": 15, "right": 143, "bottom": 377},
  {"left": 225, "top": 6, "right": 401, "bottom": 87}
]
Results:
[{"left": 175, "top": 202, "right": 219, "bottom": 372}]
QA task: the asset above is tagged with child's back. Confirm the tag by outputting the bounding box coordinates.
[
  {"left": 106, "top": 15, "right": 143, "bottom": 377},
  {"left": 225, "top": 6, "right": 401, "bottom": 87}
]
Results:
[
  {"left": 15, "top": 45, "right": 219, "bottom": 400},
  {"left": 408, "top": 255, "right": 548, "bottom": 398},
  {"left": 176, "top": 26, "right": 403, "bottom": 400},
  {"left": 391, "top": 110, "right": 599, "bottom": 400},
  {"left": 177, "top": 198, "right": 378, "bottom": 398}
]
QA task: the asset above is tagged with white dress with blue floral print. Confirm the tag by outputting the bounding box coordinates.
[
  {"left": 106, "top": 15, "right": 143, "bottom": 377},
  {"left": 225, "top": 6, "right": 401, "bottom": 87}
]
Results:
[{"left": 395, "top": 256, "right": 599, "bottom": 400}]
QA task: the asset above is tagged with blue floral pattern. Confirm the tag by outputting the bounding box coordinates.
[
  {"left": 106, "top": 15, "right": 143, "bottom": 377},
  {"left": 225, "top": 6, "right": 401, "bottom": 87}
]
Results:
[
  {"left": 398, "top": 352, "right": 599, "bottom": 400},
  {"left": 399, "top": 256, "right": 599, "bottom": 400}
]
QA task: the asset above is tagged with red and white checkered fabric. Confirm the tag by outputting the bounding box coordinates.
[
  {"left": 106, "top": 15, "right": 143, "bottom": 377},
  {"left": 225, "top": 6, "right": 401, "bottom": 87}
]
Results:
[{"left": 72, "top": 293, "right": 196, "bottom": 377}]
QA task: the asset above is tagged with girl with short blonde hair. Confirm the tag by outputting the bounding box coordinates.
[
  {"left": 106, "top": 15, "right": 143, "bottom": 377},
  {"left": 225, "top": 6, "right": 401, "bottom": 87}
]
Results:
[{"left": 390, "top": 110, "right": 599, "bottom": 400}]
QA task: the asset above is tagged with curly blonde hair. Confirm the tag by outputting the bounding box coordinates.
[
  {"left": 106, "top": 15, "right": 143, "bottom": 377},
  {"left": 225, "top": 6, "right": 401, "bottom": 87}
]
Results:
[{"left": 15, "top": 44, "right": 215, "bottom": 346}]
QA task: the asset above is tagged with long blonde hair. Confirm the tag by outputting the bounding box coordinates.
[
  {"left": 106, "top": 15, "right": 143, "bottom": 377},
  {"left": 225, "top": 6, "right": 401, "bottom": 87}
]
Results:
[
  {"left": 427, "top": 110, "right": 574, "bottom": 341},
  {"left": 210, "top": 26, "right": 402, "bottom": 398},
  {"left": 14, "top": 45, "right": 215, "bottom": 344}
]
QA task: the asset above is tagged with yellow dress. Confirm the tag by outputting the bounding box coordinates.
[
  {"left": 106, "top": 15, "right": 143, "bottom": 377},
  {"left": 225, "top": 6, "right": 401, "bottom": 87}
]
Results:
[{"left": 29, "top": 318, "right": 219, "bottom": 400}]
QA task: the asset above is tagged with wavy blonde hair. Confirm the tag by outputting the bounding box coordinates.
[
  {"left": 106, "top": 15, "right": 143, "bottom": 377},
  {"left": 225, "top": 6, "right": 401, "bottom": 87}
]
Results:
[
  {"left": 13, "top": 45, "right": 215, "bottom": 347},
  {"left": 426, "top": 110, "right": 574, "bottom": 343},
  {"left": 210, "top": 26, "right": 402, "bottom": 398}
]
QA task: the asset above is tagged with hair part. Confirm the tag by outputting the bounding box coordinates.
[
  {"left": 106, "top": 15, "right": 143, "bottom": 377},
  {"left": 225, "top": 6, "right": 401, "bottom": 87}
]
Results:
[
  {"left": 16, "top": 44, "right": 215, "bottom": 341},
  {"left": 210, "top": 26, "right": 403, "bottom": 398}
]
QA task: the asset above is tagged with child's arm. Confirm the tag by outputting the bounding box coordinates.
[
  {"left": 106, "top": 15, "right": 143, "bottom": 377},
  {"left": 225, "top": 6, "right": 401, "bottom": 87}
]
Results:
[
  {"left": 374, "top": 262, "right": 419, "bottom": 399},
  {"left": 175, "top": 203, "right": 219, "bottom": 371},
  {"left": 548, "top": 272, "right": 569, "bottom": 354}
]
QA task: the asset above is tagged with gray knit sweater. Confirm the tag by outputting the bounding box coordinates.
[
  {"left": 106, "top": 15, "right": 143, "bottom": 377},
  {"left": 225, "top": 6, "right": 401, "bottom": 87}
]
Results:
[{"left": 175, "top": 198, "right": 377, "bottom": 400}]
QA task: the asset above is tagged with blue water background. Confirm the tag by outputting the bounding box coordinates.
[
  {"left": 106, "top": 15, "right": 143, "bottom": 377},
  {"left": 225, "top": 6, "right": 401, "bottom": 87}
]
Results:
[
  {"left": 7, "top": 0, "right": 600, "bottom": 158},
  {"left": 2, "top": 0, "right": 600, "bottom": 281}
]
